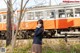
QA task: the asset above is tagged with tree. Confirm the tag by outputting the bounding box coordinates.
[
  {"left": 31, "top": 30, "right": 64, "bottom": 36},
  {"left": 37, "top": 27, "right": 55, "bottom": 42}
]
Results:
[
  {"left": 12, "top": 0, "right": 29, "bottom": 52},
  {"left": 4, "top": 0, "right": 29, "bottom": 52},
  {"left": 6, "top": 0, "right": 13, "bottom": 46}
]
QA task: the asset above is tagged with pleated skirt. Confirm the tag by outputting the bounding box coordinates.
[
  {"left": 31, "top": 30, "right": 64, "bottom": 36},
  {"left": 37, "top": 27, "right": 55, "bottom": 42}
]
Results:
[{"left": 31, "top": 44, "right": 42, "bottom": 53}]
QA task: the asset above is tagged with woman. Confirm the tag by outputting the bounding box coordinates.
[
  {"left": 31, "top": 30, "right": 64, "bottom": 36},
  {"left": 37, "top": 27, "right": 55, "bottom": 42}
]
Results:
[{"left": 31, "top": 19, "right": 44, "bottom": 53}]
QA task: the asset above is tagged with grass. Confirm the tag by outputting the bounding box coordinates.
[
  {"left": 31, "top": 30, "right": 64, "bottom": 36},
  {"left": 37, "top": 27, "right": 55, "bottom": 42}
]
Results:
[
  {"left": 4, "top": 39, "right": 80, "bottom": 53},
  {"left": 12, "top": 44, "right": 80, "bottom": 53},
  {"left": 0, "top": 40, "right": 6, "bottom": 47}
]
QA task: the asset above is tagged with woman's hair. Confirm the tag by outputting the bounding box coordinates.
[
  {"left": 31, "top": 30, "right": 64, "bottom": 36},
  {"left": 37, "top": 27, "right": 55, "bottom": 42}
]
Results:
[{"left": 37, "top": 19, "right": 44, "bottom": 28}]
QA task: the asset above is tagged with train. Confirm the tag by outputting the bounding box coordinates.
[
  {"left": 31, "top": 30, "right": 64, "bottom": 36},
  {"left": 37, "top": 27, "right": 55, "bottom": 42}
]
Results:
[{"left": 0, "top": 3, "right": 80, "bottom": 39}]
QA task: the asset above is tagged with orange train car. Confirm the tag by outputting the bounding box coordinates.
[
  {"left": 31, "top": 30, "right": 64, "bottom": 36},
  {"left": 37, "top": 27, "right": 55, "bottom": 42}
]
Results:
[
  {"left": 0, "top": 18, "right": 79, "bottom": 30},
  {"left": 0, "top": 3, "right": 80, "bottom": 38}
]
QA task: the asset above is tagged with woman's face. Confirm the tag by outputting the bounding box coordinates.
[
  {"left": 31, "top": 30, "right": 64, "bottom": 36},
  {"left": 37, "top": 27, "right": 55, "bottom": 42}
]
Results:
[{"left": 38, "top": 22, "right": 42, "bottom": 27}]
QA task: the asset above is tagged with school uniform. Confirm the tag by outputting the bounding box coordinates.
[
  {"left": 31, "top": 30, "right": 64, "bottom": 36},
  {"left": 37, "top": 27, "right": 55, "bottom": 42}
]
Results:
[{"left": 31, "top": 27, "right": 44, "bottom": 53}]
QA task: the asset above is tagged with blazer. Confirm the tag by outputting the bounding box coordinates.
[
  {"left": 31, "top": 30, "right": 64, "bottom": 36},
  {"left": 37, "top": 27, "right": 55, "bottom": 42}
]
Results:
[{"left": 33, "top": 27, "right": 44, "bottom": 45}]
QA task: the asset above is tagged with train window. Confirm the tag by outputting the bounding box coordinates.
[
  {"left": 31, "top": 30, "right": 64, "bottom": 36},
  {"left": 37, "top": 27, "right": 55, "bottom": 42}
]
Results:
[
  {"left": 24, "top": 12, "right": 28, "bottom": 21},
  {"left": 66, "top": 9, "right": 73, "bottom": 17},
  {"left": 58, "top": 9, "right": 65, "bottom": 18},
  {"left": 50, "top": 12, "right": 55, "bottom": 18},
  {"left": 27, "top": 12, "right": 34, "bottom": 20},
  {"left": 75, "top": 8, "right": 80, "bottom": 17},
  {"left": 0, "top": 15, "right": 2, "bottom": 22},
  {"left": 35, "top": 11, "right": 43, "bottom": 20},
  {"left": 46, "top": 10, "right": 55, "bottom": 19},
  {"left": 3, "top": 15, "right": 7, "bottom": 22},
  {"left": 3, "top": 15, "right": 6, "bottom": 19}
]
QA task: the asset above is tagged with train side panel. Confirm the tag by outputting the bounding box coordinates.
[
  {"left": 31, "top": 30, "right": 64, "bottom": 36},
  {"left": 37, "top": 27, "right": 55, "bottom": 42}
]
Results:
[
  {"left": 56, "top": 18, "right": 80, "bottom": 29},
  {"left": 0, "top": 23, "right": 6, "bottom": 30},
  {"left": 19, "top": 20, "right": 56, "bottom": 30}
]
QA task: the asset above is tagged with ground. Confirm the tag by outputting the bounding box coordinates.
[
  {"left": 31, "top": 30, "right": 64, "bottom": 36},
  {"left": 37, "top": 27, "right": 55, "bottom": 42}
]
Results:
[{"left": 0, "top": 38, "right": 80, "bottom": 53}]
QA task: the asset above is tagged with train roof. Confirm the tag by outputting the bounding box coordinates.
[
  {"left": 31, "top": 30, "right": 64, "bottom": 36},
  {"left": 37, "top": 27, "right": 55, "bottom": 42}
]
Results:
[
  {"left": 0, "top": 8, "right": 7, "bottom": 12},
  {"left": 27, "top": 3, "right": 80, "bottom": 11},
  {"left": 0, "top": 3, "right": 80, "bottom": 12}
]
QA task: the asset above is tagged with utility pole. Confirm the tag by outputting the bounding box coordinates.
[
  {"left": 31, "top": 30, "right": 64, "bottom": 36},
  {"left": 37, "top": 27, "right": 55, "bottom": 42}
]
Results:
[{"left": 6, "top": 0, "right": 13, "bottom": 46}]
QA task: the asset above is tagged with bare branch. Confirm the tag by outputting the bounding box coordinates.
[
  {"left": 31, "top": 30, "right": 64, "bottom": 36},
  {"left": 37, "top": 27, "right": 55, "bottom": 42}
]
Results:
[
  {"left": 21, "top": 8, "right": 27, "bottom": 20},
  {"left": 12, "top": 0, "right": 24, "bottom": 48},
  {"left": 19, "top": 0, "right": 29, "bottom": 24},
  {"left": 12, "top": 0, "right": 29, "bottom": 50},
  {"left": 22, "top": 0, "right": 29, "bottom": 10},
  {"left": 18, "top": 0, "right": 23, "bottom": 26},
  {"left": 17, "top": 0, "right": 29, "bottom": 30},
  {"left": 4, "top": 0, "right": 7, "bottom": 4},
  {"left": 13, "top": 0, "right": 16, "bottom": 5}
]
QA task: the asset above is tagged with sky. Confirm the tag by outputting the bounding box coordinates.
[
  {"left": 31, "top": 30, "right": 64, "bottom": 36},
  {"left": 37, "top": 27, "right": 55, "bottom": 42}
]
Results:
[{"left": 0, "top": 0, "right": 63, "bottom": 9}]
